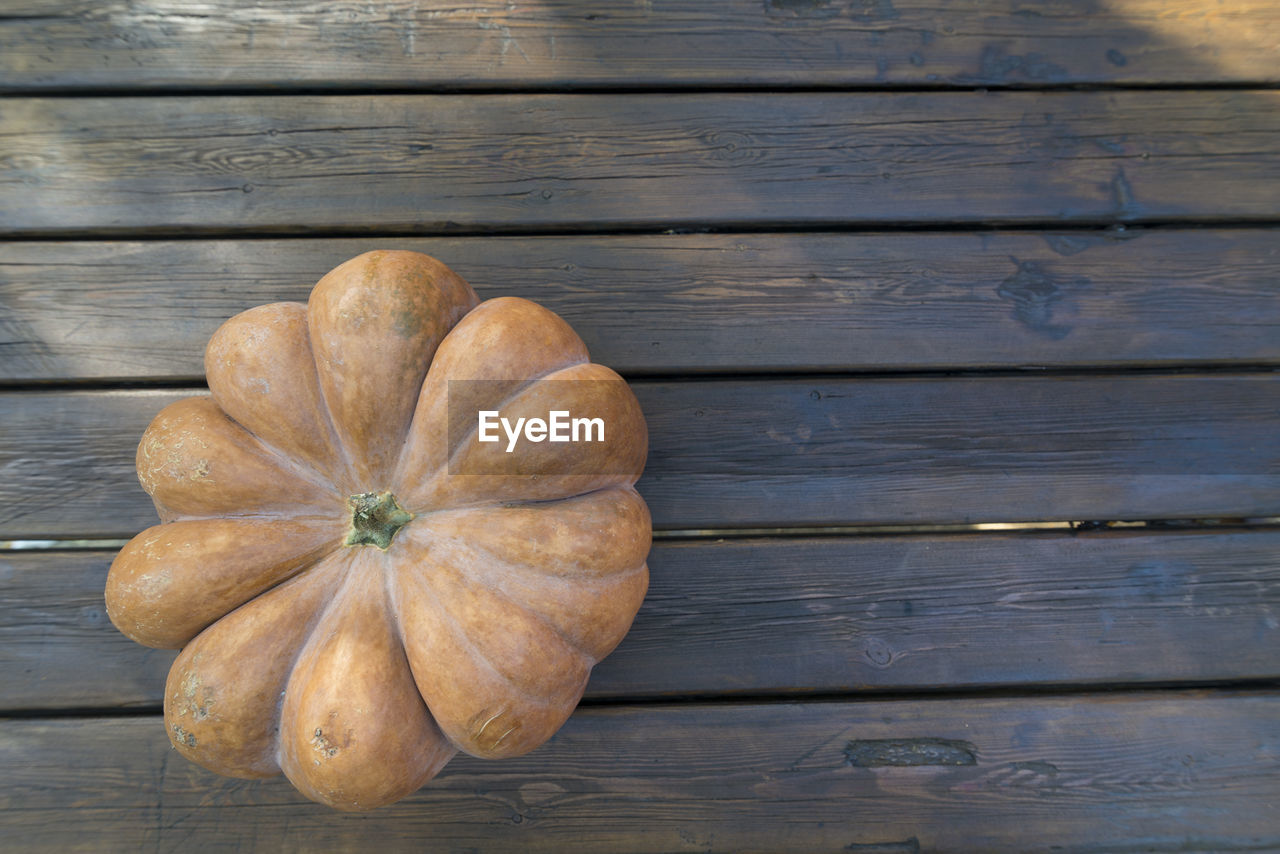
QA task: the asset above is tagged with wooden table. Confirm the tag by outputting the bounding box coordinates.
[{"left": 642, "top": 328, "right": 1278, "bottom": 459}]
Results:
[{"left": 2, "top": 2, "right": 1279, "bottom": 850}]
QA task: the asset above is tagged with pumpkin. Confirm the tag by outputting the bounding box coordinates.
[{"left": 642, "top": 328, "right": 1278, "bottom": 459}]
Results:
[{"left": 104, "top": 250, "right": 650, "bottom": 811}]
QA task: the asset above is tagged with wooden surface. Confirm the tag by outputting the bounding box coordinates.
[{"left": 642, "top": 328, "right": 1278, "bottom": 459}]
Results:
[
  {"left": 2, "top": 0, "right": 1277, "bottom": 90},
  {"left": 3, "top": 375, "right": 1278, "bottom": 536},
  {"left": 4, "top": 530, "right": 1279, "bottom": 711},
  {"left": 3, "top": 693, "right": 1278, "bottom": 852},
  {"left": 5, "top": 91, "right": 1280, "bottom": 234},
  {"left": 1, "top": 1, "right": 1278, "bottom": 851},
  {"left": 4, "top": 230, "right": 1280, "bottom": 381}
]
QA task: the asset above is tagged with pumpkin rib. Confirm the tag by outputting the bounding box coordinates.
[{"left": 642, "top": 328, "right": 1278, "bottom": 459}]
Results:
[
  {"left": 253, "top": 549, "right": 356, "bottom": 764},
  {"left": 188, "top": 393, "right": 349, "bottom": 499},
  {"left": 163, "top": 551, "right": 348, "bottom": 779},
  {"left": 480, "top": 481, "right": 629, "bottom": 512},
  {"left": 391, "top": 296, "right": 591, "bottom": 506},
  {"left": 137, "top": 396, "right": 346, "bottom": 523},
  {"left": 412, "top": 485, "right": 652, "bottom": 579},
  {"left": 105, "top": 518, "right": 344, "bottom": 650},
  {"left": 432, "top": 357, "right": 595, "bottom": 480},
  {"left": 225, "top": 372, "right": 358, "bottom": 501},
  {"left": 277, "top": 548, "right": 456, "bottom": 809},
  {"left": 390, "top": 356, "right": 589, "bottom": 503},
  {"left": 293, "top": 363, "right": 369, "bottom": 500},
  {"left": 391, "top": 554, "right": 589, "bottom": 759},
  {"left": 285, "top": 302, "right": 361, "bottom": 493},
  {"left": 394, "top": 552, "right": 579, "bottom": 710},
  {"left": 227, "top": 420, "right": 347, "bottom": 501},
  {"left": 429, "top": 533, "right": 648, "bottom": 662},
  {"left": 430, "top": 579, "right": 581, "bottom": 707},
  {"left": 402, "top": 362, "right": 644, "bottom": 517},
  {"left": 402, "top": 486, "right": 650, "bottom": 661},
  {"left": 464, "top": 535, "right": 650, "bottom": 588},
  {"left": 378, "top": 483, "right": 650, "bottom": 591},
  {"left": 189, "top": 538, "right": 348, "bottom": 645},
  {"left": 307, "top": 250, "right": 480, "bottom": 488},
  {"left": 384, "top": 485, "right": 632, "bottom": 521},
  {"left": 431, "top": 487, "right": 652, "bottom": 580},
  {"left": 422, "top": 532, "right": 600, "bottom": 662},
  {"left": 144, "top": 397, "right": 340, "bottom": 502},
  {"left": 271, "top": 548, "right": 362, "bottom": 779},
  {"left": 270, "top": 549, "right": 359, "bottom": 770},
  {"left": 205, "top": 301, "right": 358, "bottom": 493},
  {"left": 148, "top": 509, "right": 348, "bottom": 525}
]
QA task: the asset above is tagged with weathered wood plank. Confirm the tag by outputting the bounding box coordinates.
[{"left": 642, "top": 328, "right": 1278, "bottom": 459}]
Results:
[
  {"left": 3, "top": 531, "right": 1277, "bottom": 711},
  {"left": 2, "top": 0, "right": 1277, "bottom": 91},
  {"left": 4, "top": 229, "right": 1279, "bottom": 381},
  {"left": 2, "top": 693, "right": 1276, "bottom": 851},
  {"left": 1, "top": 376, "right": 1277, "bottom": 537},
  {"left": 3, "top": 92, "right": 1278, "bottom": 234}
]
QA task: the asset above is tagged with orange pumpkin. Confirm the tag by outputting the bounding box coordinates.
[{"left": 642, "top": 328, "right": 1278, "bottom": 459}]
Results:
[{"left": 104, "top": 250, "right": 650, "bottom": 810}]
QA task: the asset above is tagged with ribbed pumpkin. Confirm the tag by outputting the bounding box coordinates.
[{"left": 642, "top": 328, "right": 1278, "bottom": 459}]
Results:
[{"left": 104, "top": 250, "right": 650, "bottom": 811}]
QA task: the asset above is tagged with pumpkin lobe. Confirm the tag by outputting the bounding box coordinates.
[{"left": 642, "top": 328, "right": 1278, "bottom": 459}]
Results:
[{"left": 344, "top": 491, "right": 413, "bottom": 550}]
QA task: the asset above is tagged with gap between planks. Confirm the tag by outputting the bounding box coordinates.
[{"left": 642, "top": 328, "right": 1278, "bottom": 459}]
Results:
[
  {"left": 7, "top": 82, "right": 1280, "bottom": 99},
  {"left": 4, "top": 681, "right": 1280, "bottom": 722},
  {"left": 9, "top": 218, "right": 1280, "bottom": 243},
  {"left": 5, "top": 364, "right": 1280, "bottom": 392},
  {"left": 6, "top": 220, "right": 1280, "bottom": 241},
  {"left": 5, "top": 517, "right": 1279, "bottom": 551}
]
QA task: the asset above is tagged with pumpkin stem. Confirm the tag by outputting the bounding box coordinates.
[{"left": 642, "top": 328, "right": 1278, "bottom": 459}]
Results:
[{"left": 344, "top": 491, "right": 414, "bottom": 550}]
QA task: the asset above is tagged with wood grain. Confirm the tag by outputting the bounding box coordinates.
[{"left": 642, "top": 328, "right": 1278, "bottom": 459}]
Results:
[
  {"left": 2, "top": 0, "right": 1277, "bottom": 91},
  {"left": 2, "top": 692, "right": 1277, "bottom": 851},
  {"left": 1, "top": 375, "right": 1277, "bottom": 538},
  {"left": 3, "top": 91, "right": 1279, "bottom": 234},
  {"left": 3, "top": 0, "right": 1277, "bottom": 843},
  {"left": 4, "top": 229, "right": 1279, "bottom": 381},
  {"left": 3, "top": 531, "right": 1277, "bottom": 711}
]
